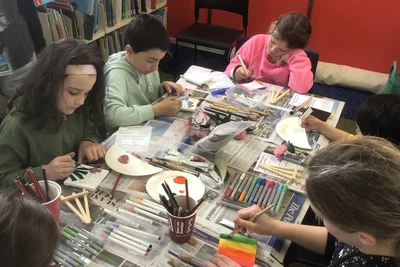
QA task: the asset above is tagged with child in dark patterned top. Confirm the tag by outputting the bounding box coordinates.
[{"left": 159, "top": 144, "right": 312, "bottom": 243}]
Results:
[{"left": 205, "top": 137, "right": 399, "bottom": 267}]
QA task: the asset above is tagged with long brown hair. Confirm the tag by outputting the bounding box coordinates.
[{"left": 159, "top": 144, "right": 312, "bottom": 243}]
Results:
[
  {"left": 306, "top": 137, "right": 400, "bottom": 247},
  {"left": 0, "top": 189, "right": 59, "bottom": 266},
  {"left": 269, "top": 12, "right": 312, "bottom": 49},
  {"left": 9, "top": 39, "right": 105, "bottom": 131}
]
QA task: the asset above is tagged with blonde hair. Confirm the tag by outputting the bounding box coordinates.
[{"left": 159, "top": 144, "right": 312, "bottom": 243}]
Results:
[
  {"left": 306, "top": 136, "right": 400, "bottom": 247},
  {"left": 269, "top": 12, "right": 311, "bottom": 49}
]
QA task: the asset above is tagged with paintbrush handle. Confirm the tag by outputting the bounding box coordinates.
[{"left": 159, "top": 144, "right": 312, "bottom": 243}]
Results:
[{"left": 229, "top": 204, "right": 274, "bottom": 237}]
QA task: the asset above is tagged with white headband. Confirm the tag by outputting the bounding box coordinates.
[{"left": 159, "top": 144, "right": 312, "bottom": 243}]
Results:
[{"left": 65, "top": 65, "right": 97, "bottom": 75}]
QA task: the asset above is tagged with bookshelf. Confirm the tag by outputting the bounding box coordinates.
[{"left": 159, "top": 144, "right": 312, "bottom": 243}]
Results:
[{"left": 37, "top": 0, "right": 168, "bottom": 47}]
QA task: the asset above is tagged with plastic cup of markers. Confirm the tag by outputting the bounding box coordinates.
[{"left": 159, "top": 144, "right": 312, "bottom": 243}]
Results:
[
  {"left": 31, "top": 181, "right": 62, "bottom": 224},
  {"left": 167, "top": 195, "right": 198, "bottom": 244}
]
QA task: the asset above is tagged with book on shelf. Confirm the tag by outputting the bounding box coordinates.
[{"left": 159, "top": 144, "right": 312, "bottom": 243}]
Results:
[{"left": 36, "top": 0, "right": 167, "bottom": 44}]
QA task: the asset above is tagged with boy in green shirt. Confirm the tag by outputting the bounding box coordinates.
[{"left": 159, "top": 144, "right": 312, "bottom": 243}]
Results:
[{"left": 104, "top": 13, "right": 183, "bottom": 134}]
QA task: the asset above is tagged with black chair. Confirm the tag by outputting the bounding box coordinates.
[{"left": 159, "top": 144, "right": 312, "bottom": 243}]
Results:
[
  {"left": 174, "top": 0, "right": 249, "bottom": 80},
  {"left": 234, "top": 36, "right": 320, "bottom": 78}
]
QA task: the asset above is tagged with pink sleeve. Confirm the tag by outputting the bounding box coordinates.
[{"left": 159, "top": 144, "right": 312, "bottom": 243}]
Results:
[
  {"left": 225, "top": 37, "right": 255, "bottom": 78},
  {"left": 286, "top": 50, "right": 314, "bottom": 94}
]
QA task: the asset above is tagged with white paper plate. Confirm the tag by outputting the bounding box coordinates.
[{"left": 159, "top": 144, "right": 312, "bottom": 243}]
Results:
[
  {"left": 275, "top": 117, "right": 312, "bottom": 149},
  {"left": 146, "top": 171, "right": 205, "bottom": 202},
  {"left": 105, "top": 145, "right": 162, "bottom": 176}
]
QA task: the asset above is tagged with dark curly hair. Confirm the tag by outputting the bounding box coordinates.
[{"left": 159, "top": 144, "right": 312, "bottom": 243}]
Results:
[{"left": 9, "top": 39, "right": 105, "bottom": 130}]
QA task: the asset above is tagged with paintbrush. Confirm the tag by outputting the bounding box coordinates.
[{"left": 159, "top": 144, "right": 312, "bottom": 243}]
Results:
[
  {"left": 227, "top": 204, "right": 274, "bottom": 237},
  {"left": 37, "top": 149, "right": 80, "bottom": 167},
  {"left": 178, "top": 252, "right": 206, "bottom": 267}
]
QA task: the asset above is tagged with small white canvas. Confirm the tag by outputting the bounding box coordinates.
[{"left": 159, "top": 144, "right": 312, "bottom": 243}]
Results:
[
  {"left": 180, "top": 97, "right": 199, "bottom": 112},
  {"left": 64, "top": 164, "right": 110, "bottom": 191}
]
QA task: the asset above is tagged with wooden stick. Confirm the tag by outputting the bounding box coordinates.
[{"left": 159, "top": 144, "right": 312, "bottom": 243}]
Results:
[
  {"left": 259, "top": 165, "right": 303, "bottom": 183},
  {"left": 271, "top": 89, "right": 290, "bottom": 104},
  {"left": 83, "top": 189, "right": 91, "bottom": 223},
  {"left": 262, "top": 164, "right": 305, "bottom": 172},
  {"left": 60, "top": 190, "right": 89, "bottom": 201},
  {"left": 72, "top": 192, "right": 88, "bottom": 222},
  {"left": 61, "top": 197, "right": 87, "bottom": 223},
  {"left": 270, "top": 87, "right": 276, "bottom": 103}
]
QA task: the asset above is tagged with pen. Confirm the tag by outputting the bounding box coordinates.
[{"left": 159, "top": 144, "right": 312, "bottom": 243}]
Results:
[
  {"left": 234, "top": 174, "right": 250, "bottom": 200},
  {"left": 210, "top": 88, "right": 228, "bottom": 96},
  {"left": 247, "top": 178, "right": 263, "bottom": 204},
  {"left": 224, "top": 173, "right": 240, "bottom": 198},
  {"left": 267, "top": 183, "right": 279, "bottom": 206},
  {"left": 252, "top": 179, "right": 266, "bottom": 205},
  {"left": 243, "top": 176, "right": 259, "bottom": 203},
  {"left": 231, "top": 173, "right": 246, "bottom": 199}
]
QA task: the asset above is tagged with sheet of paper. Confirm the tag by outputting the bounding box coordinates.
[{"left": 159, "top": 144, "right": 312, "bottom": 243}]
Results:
[
  {"left": 115, "top": 126, "right": 152, "bottom": 152},
  {"left": 289, "top": 93, "right": 334, "bottom": 112},
  {"left": 177, "top": 65, "right": 212, "bottom": 89}
]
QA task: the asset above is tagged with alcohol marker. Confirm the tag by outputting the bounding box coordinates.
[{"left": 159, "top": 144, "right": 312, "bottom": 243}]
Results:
[
  {"left": 130, "top": 197, "right": 166, "bottom": 212},
  {"left": 261, "top": 181, "right": 275, "bottom": 208},
  {"left": 126, "top": 199, "right": 167, "bottom": 218},
  {"left": 257, "top": 180, "right": 271, "bottom": 206},
  {"left": 238, "top": 176, "right": 255, "bottom": 202},
  {"left": 117, "top": 208, "right": 154, "bottom": 225},
  {"left": 54, "top": 255, "right": 74, "bottom": 267},
  {"left": 275, "top": 184, "right": 288, "bottom": 213},
  {"left": 221, "top": 198, "right": 251, "bottom": 208},
  {"left": 247, "top": 178, "right": 263, "bottom": 204},
  {"left": 103, "top": 208, "right": 141, "bottom": 228},
  {"left": 61, "top": 230, "right": 99, "bottom": 255},
  {"left": 271, "top": 183, "right": 283, "bottom": 212},
  {"left": 224, "top": 173, "right": 240, "bottom": 198},
  {"left": 105, "top": 221, "right": 161, "bottom": 242},
  {"left": 68, "top": 225, "right": 104, "bottom": 248},
  {"left": 56, "top": 250, "right": 79, "bottom": 267},
  {"left": 252, "top": 179, "right": 266, "bottom": 205},
  {"left": 219, "top": 199, "right": 246, "bottom": 210},
  {"left": 60, "top": 249, "right": 87, "bottom": 266},
  {"left": 231, "top": 173, "right": 246, "bottom": 199},
  {"left": 267, "top": 183, "right": 279, "bottom": 206},
  {"left": 101, "top": 233, "right": 149, "bottom": 256},
  {"left": 121, "top": 204, "right": 168, "bottom": 224},
  {"left": 63, "top": 227, "right": 103, "bottom": 252},
  {"left": 233, "top": 174, "right": 248, "bottom": 199},
  {"left": 110, "top": 229, "right": 153, "bottom": 249},
  {"left": 243, "top": 176, "right": 259, "bottom": 203},
  {"left": 104, "top": 230, "right": 151, "bottom": 252},
  {"left": 60, "top": 236, "right": 93, "bottom": 259}
]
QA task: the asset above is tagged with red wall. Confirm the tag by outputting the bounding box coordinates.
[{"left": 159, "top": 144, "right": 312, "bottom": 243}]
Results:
[{"left": 167, "top": 0, "right": 400, "bottom": 74}]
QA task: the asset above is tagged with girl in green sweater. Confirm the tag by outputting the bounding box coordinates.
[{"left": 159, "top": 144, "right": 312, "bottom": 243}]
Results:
[{"left": 0, "top": 39, "right": 106, "bottom": 187}]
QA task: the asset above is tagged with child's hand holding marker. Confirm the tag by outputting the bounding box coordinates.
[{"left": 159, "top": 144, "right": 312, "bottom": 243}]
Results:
[{"left": 153, "top": 96, "right": 182, "bottom": 117}]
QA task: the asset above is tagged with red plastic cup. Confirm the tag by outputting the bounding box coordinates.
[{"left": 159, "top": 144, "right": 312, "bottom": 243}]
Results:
[
  {"left": 31, "top": 181, "right": 62, "bottom": 224},
  {"left": 167, "top": 195, "right": 198, "bottom": 244}
]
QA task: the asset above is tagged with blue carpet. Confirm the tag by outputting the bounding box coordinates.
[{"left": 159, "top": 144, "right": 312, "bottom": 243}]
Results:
[{"left": 160, "top": 44, "right": 374, "bottom": 121}]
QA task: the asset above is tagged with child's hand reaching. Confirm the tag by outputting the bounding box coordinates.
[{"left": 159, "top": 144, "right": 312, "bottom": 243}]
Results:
[
  {"left": 301, "top": 115, "right": 324, "bottom": 131},
  {"left": 162, "top": 81, "right": 183, "bottom": 96},
  {"left": 153, "top": 96, "right": 182, "bottom": 117},
  {"left": 233, "top": 66, "right": 251, "bottom": 82},
  {"left": 44, "top": 152, "right": 76, "bottom": 181},
  {"left": 78, "top": 141, "right": 106, "bottom": 163},
  {"left": 234, "top": 205, "right": 279, "bottom": 236},
  {"left": 204, "top": 254, "right": 241, "bottom": 267}
]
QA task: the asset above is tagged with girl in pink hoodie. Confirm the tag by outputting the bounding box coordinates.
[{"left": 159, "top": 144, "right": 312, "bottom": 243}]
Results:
[{"left": 225, "top": 12, "right": 313, "bottom": 94}]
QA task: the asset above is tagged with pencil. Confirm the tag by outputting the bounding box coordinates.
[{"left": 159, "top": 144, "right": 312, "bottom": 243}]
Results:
[
  {"left": 14, "top": 178, "right": 32, "bottom": 198},
  {"left": 228, "top": 204, "right": 274, "bottom": 237},
  {"left": 110, "top": 173, "right": 122, "bottom": 198},
  {"left": 237, "top": 54, "right": 248, "bottom": 73}
]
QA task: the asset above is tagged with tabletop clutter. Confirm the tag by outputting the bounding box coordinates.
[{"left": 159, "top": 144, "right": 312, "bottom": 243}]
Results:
[{"left": 24, "top": 67, "right": 340, "bottom": 267}]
